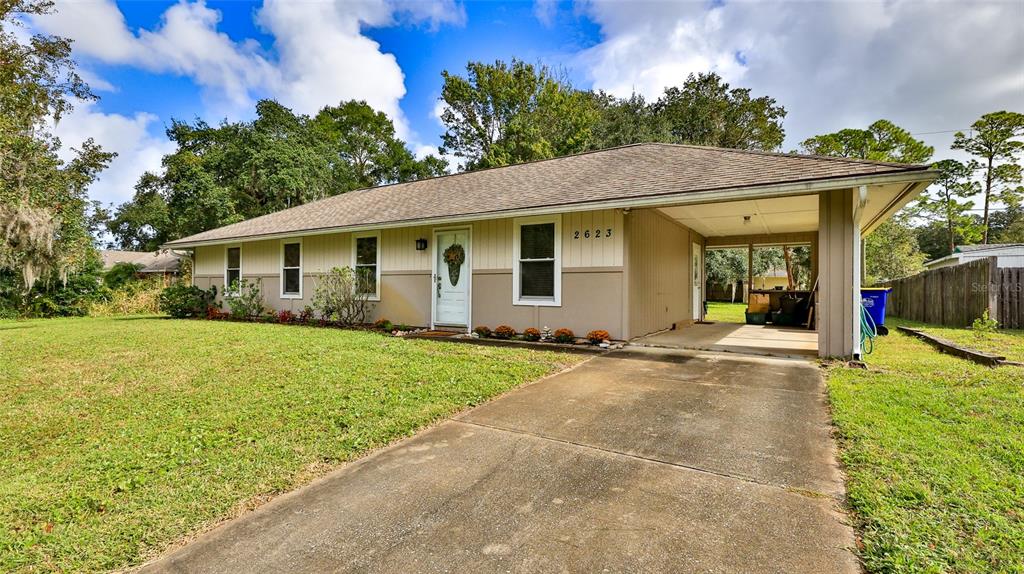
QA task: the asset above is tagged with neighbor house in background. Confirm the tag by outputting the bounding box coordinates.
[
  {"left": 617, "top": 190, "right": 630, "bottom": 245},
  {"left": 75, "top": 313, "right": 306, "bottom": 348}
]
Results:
[
  {"left": 164, "top": 143, "right": 935, "bottom": 358},
  {"left": 924, "top": 243, "right": 1024, "bottom": 270},
  {"left": 100, "top": 250, "right": 186, "bottom": 278}
]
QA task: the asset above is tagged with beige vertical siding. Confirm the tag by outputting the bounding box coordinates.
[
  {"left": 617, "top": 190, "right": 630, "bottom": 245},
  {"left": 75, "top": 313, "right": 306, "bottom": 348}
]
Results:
[
  {"left": 817, "top": 189, "right": 855, "bottom": 357},
  {"left": 472, "top": 209, "right": 625, "bottom": 270},
  {"left": 381, "top": 226, "right": 432, "bottom": 271},
  {"left": 471, "top": 218, "right": 513, "bottom": 270},
  {"left": 304, "top": 233, "right": 350, "bottom": 272},
  {"left": 193, "top": 245, "right": 222, "bottom": 276},
  {"left": 562, "top": 209, "right": 624, "bottom": 267},
  {"left": 625, "top": 208, "right": 702, "bottom": 339}
]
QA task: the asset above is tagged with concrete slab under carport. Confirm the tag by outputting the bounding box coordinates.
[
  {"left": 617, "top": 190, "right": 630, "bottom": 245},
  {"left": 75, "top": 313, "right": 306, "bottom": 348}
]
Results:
[
  {"left": 140, "top": 347, "right": 856, "bottom": 574},
  {"left": 634, "top": 322, "right": 819, "bottom": 358}
]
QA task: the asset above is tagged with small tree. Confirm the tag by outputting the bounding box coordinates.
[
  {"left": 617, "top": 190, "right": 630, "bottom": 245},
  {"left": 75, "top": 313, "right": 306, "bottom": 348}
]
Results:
[
  {"left": 952, "top": 111, "right": 1024, "bottom": 243},
  {"left": 311, "top": 266, "right": 373, "bottom": 325},
  {"left": 917, "top": 159, "right": 983, "bottom": 255}
]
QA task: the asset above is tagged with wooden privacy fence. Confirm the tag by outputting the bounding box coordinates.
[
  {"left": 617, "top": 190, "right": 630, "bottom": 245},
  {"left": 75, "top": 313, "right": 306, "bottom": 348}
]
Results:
[{"left": 886, "top": 257, "right": 1023, "bottom": 329}]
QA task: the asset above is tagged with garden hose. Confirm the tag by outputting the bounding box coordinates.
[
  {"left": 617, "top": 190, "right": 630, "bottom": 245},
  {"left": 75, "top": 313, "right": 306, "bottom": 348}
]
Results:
[{"left": 860, "top": 302, "right": 878, "bottom": 355}]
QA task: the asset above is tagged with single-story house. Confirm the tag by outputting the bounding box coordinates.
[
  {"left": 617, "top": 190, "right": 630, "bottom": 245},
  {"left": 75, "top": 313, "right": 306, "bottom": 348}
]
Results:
[
  {"left": 924, "top": 243, "right": 1024, "bottom": 270},
  {"left": 101, "top": 249, "right": 186, "bottom": 277},
  {"left": 101, "top": 250, "right": 156, "bottom": 270},
  {"left": 164, "top": 143, "right": 936, "bottom": 358}
]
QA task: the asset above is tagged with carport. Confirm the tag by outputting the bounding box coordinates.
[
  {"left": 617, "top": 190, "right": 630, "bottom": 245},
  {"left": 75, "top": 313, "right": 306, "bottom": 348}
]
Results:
[{"left": 637, "top": 182, "right": 928, "bottom": 358}]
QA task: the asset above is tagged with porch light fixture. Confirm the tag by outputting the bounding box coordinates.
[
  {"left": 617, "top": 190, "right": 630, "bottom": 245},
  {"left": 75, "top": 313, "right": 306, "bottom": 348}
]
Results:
[
  {"left": 415, "top": 238, "right": 428, "bottom": 251},
  {"left": 743, "top": 215, "right": 752, "bottom": 225}
]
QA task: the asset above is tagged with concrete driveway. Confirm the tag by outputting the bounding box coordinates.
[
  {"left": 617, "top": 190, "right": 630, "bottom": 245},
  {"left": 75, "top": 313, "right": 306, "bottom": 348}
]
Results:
[{"left": 142, "top": 347, "right": 858, "bottom": 573}]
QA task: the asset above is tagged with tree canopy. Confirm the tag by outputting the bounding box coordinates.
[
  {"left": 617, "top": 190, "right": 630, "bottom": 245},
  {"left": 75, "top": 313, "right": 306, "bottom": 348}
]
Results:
[
  {"left": 107, "top": 100, "right": 446, "bottom": 249},
  {"left": 655, "top": 72, "right": 787, "bottom": 151},
  {"left": 438, "top": 59, "right": 600, "bottom": 170},
  {"left": 952, "top": 111, "right": 1024, "bottom": 243},
  {"left": 801, "top": 119, "right": 932, "bottom": 282},
  {"left": 915, "top": 159, "right": 982, "bottom": 256},
  {"left": 799, "top": 119, "right": 934, "bottom": 164},
  {"left": 1, "top": 0, "right": 114, "bottom": 299},
  {"left": 439, "top": 62, "right": 788, "bottom": 170}
]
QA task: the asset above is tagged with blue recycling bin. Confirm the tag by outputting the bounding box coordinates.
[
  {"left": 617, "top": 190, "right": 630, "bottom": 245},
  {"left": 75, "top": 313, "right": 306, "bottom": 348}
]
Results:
[{"left": 861, "top": 287, "right": 891, "bottom": 330}]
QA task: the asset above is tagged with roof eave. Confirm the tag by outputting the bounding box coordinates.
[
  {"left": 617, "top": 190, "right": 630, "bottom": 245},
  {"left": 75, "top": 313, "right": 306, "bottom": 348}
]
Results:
[{"left": 163, "top": 168, "right": 937, "bottom": 249}]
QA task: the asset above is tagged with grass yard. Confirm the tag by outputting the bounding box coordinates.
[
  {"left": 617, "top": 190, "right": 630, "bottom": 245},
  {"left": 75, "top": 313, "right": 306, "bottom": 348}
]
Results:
[
  {"left": 891, "top": 318, "right": 1024, "bottom": 363},
  {"left": 826, "top": 318, "right": 1024, "bottom": 573},
  {"left": 704, "top": 301, "right": 747, "bottom": 323},
  {"left": 0, "top": 316, "right": 584, "bottom": 572}
]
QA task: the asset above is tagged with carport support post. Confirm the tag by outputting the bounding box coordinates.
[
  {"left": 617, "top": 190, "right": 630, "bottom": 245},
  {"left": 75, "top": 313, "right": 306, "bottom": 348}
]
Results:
[
  {"left": 817, "top": 187, "right": 863, "bottom": 358},
  {"left": 851, "top": 186, "right": 866, "bottom": 359},
  {"left": 747, "top": 243, "right": 753, "bottom": 300}
]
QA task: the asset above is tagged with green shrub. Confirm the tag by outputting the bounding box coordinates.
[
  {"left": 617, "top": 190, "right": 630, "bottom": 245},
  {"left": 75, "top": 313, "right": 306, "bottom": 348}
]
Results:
[
  {"left": 312, "top": 267, "right": 373, "bottom": 325},
  {"left": 28, "top": 270, "right": 111, "bottom": 317},
  {"left": 226, "top": 279, "right": 265, "bottom": 320},
  {"left": 103, "top": 262, "right": 144, "bottom": 290},
  {"left": 159, "top": 284, "right": 217, "bottom": 318},
  {"left": 374, "top": 317, "right": 394, "bottom": 331},
  {"left": 971, "top": 309, "right": 999, "bottom": 336}
]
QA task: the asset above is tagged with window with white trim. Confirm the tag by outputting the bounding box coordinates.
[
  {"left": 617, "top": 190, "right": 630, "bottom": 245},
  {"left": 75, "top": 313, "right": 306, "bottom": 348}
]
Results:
[
  {"left": 513, "top": 215, "right": 561, "bottom": 306},
  {"left": 225, "top": 246, "right": 241, "bottom": 294},
  {"left": 353, "top": 232, "right": 380, "bottom": 300},
  {"left": 281, "top": 240, "right": 302, "bottom": 298}
]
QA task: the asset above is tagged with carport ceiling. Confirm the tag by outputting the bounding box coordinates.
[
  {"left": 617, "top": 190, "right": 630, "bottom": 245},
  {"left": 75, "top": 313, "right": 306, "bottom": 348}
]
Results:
[
  {"left": 657, "top": 183, "right": 913, "bottom": 238},
  {"left": 658, "top": 195, "right": 818, "bottom": 237}
]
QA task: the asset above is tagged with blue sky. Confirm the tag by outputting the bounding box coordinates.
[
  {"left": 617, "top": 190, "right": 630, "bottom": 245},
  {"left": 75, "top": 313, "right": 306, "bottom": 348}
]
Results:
[{"left": 28, "top": 0, "right": 1024, "bottom": 207}]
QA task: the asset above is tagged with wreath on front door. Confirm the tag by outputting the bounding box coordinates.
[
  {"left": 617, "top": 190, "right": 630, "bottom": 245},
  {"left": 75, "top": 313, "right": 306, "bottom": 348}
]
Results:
[{"left": 443, "top": 243, "right": 465, "bottom": 286}]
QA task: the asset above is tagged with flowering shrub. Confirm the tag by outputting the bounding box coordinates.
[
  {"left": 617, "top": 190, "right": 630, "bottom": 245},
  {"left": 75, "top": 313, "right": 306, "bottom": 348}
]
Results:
[
  {"left": 299, "top": 306, "right": 314, "bottom": 324},
  {"left": 586, "top": 329, "right": 611, "bottom": 344},
  {"left": 374, "top": 318, "right": 394, "bottom": 331},
  {"left": 493, "top": 325, "right": 516, "bottom": 339},
  {"left": 473, "top": 326, "right": 492, "bottom": 337},
  {"left": 205, "top": 306, "right": 229, "bottom": 320},
  {"left": 553, "top": 328, "right": 575, "bottom": 344},
  {"left": 522, "top": 327, "right": 541, "bottom": 341},
  {"left": 277, "top": 310, "right": 295, "bottom": 324}
]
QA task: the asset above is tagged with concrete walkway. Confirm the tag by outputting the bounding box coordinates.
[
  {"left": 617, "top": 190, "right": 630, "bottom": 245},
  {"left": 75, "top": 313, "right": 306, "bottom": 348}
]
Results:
[{"left": 141, "top": 348, "right": 858, "bottom": 573}]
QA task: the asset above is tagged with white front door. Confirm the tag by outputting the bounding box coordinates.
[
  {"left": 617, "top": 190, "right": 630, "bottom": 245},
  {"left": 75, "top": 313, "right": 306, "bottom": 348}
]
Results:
[
  {"left": 433, "top": 229, "right": 470, "bottom": 327},
  {"left": 692, "top": 242, "right": 702, "bottom": 320}
]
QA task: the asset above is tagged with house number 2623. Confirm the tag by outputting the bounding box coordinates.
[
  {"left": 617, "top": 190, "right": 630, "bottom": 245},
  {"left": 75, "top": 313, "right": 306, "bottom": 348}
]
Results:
[{"left": 573, "top": 228, "right": 613, "bottom": 239}]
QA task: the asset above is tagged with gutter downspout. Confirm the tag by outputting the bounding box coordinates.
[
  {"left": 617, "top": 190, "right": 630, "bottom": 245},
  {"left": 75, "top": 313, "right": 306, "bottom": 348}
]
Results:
[{"left": 852, "top": 185, "right": 867, "bottom": 359}]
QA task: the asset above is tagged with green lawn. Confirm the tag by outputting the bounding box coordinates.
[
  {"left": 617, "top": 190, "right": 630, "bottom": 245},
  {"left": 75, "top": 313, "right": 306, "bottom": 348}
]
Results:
[
  {"left": 704, "top": 301, "right": 747, "bottom": 323},
  {"left": 826, "top": 319, "right": 1024, "bottom": 573},
  {"left": 0, "top": 316, "right": 584, "bottom": 572},
  {"left": 890, "top": 318, "right": 1024, "bottom": 363}
]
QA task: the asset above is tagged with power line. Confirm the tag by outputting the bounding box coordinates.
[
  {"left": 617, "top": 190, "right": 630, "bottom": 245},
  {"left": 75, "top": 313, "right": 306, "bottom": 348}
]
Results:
[{"left": 910, "top": 128, "right": 972, "bottom": 136}]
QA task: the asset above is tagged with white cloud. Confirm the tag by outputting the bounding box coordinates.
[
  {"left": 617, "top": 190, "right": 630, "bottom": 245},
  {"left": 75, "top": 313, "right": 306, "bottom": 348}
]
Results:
[
  {"left": 576, "top": 0, "right": 1024, "bottom": 157},
  {"left": 36, "top": 1, "right": 276, "bottom": 114},
  {"left": 51, "top": 101, "right": 176, "bottom": 206},
  {"left": 534, "top": 0, "right": 558, "bottom": 27},
  {"left": 31, "top": 0, "right": 466, "bottom": 205}
]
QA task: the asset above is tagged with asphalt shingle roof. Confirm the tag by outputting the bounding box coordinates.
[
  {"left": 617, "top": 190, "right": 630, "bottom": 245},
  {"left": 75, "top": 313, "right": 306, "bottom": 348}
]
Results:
[{"left": 165, "top": 143, "right": 931, "bottom": 247}]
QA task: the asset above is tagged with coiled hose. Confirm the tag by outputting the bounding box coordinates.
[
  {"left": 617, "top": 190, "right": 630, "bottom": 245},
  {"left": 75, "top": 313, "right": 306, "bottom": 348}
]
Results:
[{"left": 860, "top": 302, "right": 878, "bottom": 355}]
